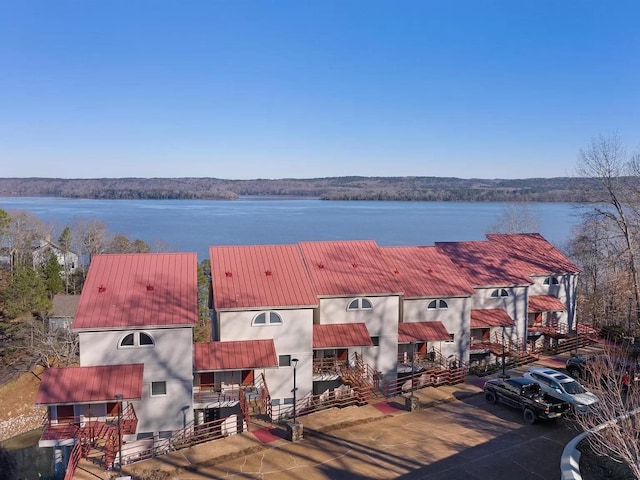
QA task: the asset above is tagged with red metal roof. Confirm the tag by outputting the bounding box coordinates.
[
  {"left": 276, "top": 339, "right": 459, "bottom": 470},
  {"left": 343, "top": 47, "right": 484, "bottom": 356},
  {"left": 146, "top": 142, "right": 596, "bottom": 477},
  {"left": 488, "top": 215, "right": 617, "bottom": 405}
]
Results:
[
  {"left": 528, "top": 295, "right": 567, "bottom": 312},
  {"left": 194, "top": 340, "right": 278, "bottom": 371},
  {"left": 381, "top": 246, "right": 475, "bottom": 297},
  {"left": 73, "top": 253, "right": 198, "bottom": 330},
  {"left": 470, "top": 309, "right": 515, "bottom": 328},
  {"left": 487, "top": 233, "right": 580, "bottom": 275},
  {"left": 210, "top": 245, "right": 318, "bottom": 310},
  {"left": 299, "top": 240, "right": 404, "bottom": 296},
  {"left": 398, "top": 321, "right": 451, "bottom": 343},
  {"left": 436, "top": 240, "right": 532, "bottom": 287},
  {"left": 313, "top": 323, "right": 373, "bottom": 348},
  {"left": 35, "top": 364, "right": 144, "bottom": 405}
]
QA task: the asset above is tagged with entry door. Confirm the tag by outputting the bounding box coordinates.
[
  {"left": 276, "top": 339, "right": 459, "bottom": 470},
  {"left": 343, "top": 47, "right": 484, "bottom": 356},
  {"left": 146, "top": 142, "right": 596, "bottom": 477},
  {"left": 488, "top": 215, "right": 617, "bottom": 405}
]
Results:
[
  {"left": 56, "top": 405, "right": 75, "bottom": 424},
  {"left": 337, "top": 349, "right": 349, "bottom": 361},
  {"left": 241, "top": 370, "right": 254, "bottom": 385}
]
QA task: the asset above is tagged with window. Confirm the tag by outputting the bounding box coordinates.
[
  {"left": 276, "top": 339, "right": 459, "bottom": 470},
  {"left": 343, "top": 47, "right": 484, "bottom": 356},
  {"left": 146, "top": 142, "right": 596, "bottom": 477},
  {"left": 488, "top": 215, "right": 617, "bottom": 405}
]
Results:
[
  {"left": 252, "top": 311, "right": 283, "bottom": 326},
  {"left": 371, "top": 336, "right": 380, "bottom": 346},
  {"left": 119, "top": 332, "right": 155, "bottom": 348},
  {"left": 427, "top": 299, "right": 448, "bottom": 310},
  {"left": 347, "top": 298, "right": 374, "bottom": 311},
  {"left": 283, "top": 398, "right": 294, "bottom": 405},
  {"left": 151, "top": 381, "right": 167, "bottom": 396},
  {"left": 543, "top": 277, "right": 559, "bottom": 285},
  {"left": 445, "top": 334, "right": 455, "bottom": 343},
  {"left": 490, "top": 289, "right": 509, "bottom": 298},
  {"left": 279, "top": 355, "right": 291, "bottom": 367}
]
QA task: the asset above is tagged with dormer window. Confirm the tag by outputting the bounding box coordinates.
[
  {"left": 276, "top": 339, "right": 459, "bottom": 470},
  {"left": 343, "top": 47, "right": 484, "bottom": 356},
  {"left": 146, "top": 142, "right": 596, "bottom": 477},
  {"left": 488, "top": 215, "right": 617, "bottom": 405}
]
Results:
[
  {"left": 252, "top": 311, "right": 283, "bottom": 326},
  {"left": 543, "top": 277, "right": 559, "bottom": 285},
  {"left": 347, "top": 298, "right": 373, "bottom": 311},
  {"left": 427, "top": 299, "right": 448, "bottom": 310},
  {"left": 490, "top": 289, "right": 509, "bottom": 298},
  {"left": 119, "top": 331, "right": 155, "bottom": 348}
]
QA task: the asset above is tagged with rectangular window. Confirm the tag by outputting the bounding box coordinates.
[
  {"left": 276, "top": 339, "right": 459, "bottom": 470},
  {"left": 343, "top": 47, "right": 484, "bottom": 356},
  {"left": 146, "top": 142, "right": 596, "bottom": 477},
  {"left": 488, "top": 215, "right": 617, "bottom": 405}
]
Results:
[
  {"left": 445, "top": 334, "right": 455, "bottom": 343},
  {"left": 279, "top": 355, "right": 291, "bottom": 367},
  {"left": 151, "top": 381, "right": 167, "bottom": 396},
  {"left": 271, "top": 398, "right": 281, "bottom": 406},
  {"left": 371, "top": 336, "right": 380, "bottom": 347},
  {"left": 283, "top": 397, "right": 294, "bottom": 405}
]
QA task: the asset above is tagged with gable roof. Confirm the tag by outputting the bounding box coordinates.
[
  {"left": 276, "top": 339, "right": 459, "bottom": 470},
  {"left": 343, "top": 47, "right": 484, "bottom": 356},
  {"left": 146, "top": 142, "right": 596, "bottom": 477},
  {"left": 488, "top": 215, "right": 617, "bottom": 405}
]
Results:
[
  {"left": 49, "top": 294, "right": 80, "bottom": 318},
  {"left": 299, "top": 240, "right": 403, "bottom": 297},
  {"left": 486, "top": 233, "right": 580, "bottom": 275},
  {"left": 397, "top": 321, "right": 451, "bottom": 343},
  {"left": 313, "top": 323, "right": 373, "bottom": 348},
  {"left": 528, "top": 295, "right": 567, "bottom": 312},
  {"left": 72, "top": 253, "right": 198, "bottom": 330},
  {"left": 194, "top": 340, "right": 278, "bottom": 371},
  {"left": 210, "top": 244, "right": 318, "bottom": 310},
  {"left": 470, "top": 309, "right": 515, "bottom": 328},
  {"left": 436, "top": 240, "right": 532, "bottom": 288},
  {"left": 380, "top": 246, "right": 475, "bottom": 298},
  {"left": 35, "top": 364, "right": 144, "bottom": 404}
]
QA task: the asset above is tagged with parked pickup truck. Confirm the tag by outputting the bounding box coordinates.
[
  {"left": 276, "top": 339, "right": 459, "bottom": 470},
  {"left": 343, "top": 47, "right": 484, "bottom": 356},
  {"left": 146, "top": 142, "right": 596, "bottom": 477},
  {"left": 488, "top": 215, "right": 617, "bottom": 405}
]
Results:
[{"left": 483, "top": 377, "right": 571, "bottom": 424}]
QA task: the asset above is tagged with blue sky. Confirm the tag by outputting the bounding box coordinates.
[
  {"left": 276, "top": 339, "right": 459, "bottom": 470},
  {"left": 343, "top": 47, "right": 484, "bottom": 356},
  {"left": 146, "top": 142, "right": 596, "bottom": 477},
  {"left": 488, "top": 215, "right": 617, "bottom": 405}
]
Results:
[{"left": 1, "top": 1, "right": 638, "bottom": 179}]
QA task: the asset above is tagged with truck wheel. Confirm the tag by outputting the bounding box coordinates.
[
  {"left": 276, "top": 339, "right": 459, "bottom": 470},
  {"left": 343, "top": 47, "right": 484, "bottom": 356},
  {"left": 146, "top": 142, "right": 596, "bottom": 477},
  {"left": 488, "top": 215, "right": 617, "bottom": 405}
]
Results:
[
  {"left": 523, "top": 408, "right": 537, "bottom": 424},
  {"left": 485, "top": 391, "right": 497, "bottom": 404}
]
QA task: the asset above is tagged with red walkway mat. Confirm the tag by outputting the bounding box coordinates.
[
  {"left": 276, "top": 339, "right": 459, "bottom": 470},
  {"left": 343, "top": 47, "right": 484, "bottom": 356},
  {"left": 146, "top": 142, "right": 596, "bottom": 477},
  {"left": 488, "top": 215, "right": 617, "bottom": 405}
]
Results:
[
  {"left": 252, "top": 427, "right": 281, "bottom": 443},
  {"left": 373, "top": 402, "right": 402, "bottom": 414}
]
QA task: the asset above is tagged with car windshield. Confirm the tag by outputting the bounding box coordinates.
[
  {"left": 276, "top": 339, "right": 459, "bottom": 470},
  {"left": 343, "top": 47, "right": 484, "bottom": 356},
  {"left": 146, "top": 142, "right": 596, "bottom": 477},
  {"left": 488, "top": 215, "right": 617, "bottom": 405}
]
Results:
[{"left": 562, "top": 380, "right": 586, "bottom": 394}]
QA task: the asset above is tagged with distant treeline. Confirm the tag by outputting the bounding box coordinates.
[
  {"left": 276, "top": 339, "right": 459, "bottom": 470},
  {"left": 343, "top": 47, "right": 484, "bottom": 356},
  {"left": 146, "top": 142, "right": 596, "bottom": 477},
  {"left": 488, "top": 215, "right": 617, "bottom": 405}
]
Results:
[{"left": 0, "top": 176, "right": 603, "bottom": 202}]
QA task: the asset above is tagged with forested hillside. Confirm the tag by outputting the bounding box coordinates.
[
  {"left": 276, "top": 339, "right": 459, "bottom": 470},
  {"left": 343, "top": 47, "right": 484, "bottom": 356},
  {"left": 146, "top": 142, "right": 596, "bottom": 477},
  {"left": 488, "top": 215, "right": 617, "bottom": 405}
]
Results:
[{"left": 0, "top": 176, "right": 602, "bottom": 202}]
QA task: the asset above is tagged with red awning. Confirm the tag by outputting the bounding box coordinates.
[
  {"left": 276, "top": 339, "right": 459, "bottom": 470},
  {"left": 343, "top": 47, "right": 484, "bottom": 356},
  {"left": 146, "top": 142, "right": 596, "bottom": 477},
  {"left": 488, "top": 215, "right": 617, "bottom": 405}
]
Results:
[
  {"left": 194, "top": 340, "right": 278, "bottom": 372},
  {"left": 398, "top": 321, "right": 451, "bottom": 343},
  {"left": 35, "top": 364, "right": 144, "bottom": 405},
  {"left": 313, "top": 323, "right": 373, "bottom": 349},
  {"left": 528, "top": 295, "right": 566, "bottom": 313},
  {"left": 470, "top": 309, "right": 515, "bottom": 328}
]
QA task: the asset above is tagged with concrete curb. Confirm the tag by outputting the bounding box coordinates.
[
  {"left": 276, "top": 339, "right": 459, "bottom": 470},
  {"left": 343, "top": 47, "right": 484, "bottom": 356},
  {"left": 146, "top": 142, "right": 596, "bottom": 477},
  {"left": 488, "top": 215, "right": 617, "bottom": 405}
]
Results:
[{"left": 560, "top": 406, "right": 640, "bottom": 480}]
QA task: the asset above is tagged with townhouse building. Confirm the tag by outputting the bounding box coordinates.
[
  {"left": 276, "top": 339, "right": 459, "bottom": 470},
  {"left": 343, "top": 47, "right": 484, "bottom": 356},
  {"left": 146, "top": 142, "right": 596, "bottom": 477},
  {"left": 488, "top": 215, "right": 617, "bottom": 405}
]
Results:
[{"left": 34, "top": 233, "right": 579, "bottom": 475}]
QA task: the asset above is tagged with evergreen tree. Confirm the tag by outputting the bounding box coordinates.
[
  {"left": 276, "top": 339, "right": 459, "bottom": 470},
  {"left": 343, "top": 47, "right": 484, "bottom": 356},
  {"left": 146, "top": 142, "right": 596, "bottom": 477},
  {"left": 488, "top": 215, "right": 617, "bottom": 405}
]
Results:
[
  {"left": 42, "top": 253, "right": 64, "bottom": 299},
  {"left": 3, "top": 266, "right": 51, "bottom": 318}
]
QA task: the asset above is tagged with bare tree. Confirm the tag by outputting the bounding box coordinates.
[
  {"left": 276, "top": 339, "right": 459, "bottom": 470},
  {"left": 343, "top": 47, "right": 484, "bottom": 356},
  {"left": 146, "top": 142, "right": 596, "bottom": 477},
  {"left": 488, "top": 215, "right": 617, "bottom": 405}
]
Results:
[
  {"left": 4, "top": 210, "right": 50, "bottom": 271},
  {"left": 488, "top": 202, "right": 541, "bottom": 234},
  {"left": 577, "top": 133, "right": 640, "bottom": 325},
  {"left": 573, "top": 347, "right": 640, "bottom": 479},
  {"left": 26, "top": 317, "right": 79, "bottom": 368}
]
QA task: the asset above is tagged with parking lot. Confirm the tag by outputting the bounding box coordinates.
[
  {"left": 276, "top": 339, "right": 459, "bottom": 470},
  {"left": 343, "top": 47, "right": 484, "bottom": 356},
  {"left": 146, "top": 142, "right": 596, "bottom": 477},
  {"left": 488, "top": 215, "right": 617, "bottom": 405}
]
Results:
[{"left": 77, "top": 349, "right": 597, "bottom": 479}]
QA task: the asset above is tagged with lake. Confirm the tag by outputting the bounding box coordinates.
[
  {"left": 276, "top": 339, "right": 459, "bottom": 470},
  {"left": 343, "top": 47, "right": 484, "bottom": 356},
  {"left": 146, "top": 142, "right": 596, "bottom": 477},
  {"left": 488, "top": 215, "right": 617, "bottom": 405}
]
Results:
[{"left": 0, "top": 197, "right": 587, "bottom": 260}]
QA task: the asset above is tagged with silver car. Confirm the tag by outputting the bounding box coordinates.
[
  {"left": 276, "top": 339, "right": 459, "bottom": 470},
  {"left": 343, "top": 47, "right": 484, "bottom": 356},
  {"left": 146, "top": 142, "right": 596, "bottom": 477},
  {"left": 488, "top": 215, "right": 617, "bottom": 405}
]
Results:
[{"left": 523, "top": 367, "right": 599, "bottom": 413}]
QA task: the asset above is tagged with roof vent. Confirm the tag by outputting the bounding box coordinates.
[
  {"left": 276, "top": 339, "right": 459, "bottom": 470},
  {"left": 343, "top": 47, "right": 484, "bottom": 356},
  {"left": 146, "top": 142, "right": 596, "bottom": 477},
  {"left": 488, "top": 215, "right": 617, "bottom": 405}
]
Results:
[
  {"left": 317, "top": 263, "right": 324, "bottom": 269},
  {"left": 146, "top": 283, "right": 154, "bottom": 291},
  {"left": 352, "top": 263, "right": 357, "bottom": 268},
  {"left": 225, "top": 271, "right": 232, "bottom": 277},
  {"left": 98, "top": 285, "right": 106, "bottom": 293},
  {"left": 394, "top": 269, "right": 400, "bottom": 274},
  {"left": 265, "top": 270, "right": 272, "bottom": 276},
  {"left": 427, "top": 269, "right": 433, "bottom": 274}
]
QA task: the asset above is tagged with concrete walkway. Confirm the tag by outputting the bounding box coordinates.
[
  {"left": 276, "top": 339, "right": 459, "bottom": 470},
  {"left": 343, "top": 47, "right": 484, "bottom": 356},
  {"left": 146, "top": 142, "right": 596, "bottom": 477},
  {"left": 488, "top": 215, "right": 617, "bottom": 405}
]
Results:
[{"left": 74, "top": 346, "right": 601, "bottom": 480}]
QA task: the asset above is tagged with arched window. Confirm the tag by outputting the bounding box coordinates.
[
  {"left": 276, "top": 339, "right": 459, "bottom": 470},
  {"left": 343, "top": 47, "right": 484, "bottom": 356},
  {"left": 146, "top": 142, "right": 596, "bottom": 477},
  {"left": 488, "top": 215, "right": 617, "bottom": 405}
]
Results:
[
  {"left": 120, "top": 333, "right": 135, "bottom": 347},
  {"left": 427, "top": 299, "right": 448, "bottom": 310},
  {"left": 490, "top": 289, "right": 509, "bottom": 298},
  {"left": 347, "top": 298, "right": 374, "bottom": 311},
  {"left": 252, "top": 311, "right": 283, "bottom": 326},
  {"left": 119, "top": 332, "right": 155, "bottom": 348},
  {"left": 543, "top": 277, "right": 559, "bottom": 285}
]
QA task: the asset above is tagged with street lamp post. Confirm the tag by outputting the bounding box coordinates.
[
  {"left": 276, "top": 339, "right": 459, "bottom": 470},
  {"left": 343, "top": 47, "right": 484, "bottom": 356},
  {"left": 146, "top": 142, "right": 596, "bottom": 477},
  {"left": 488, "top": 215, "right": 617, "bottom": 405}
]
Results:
[
  {"left": 410, "top": 341, "right": 416, "bottom": 398},
  {"left": 499, "top": 326, "right": 510, "bottom": 379},
  {"left": 114, "top": 393, "right": 123, "bottom": 471},
  {"left": 291, "top": 358, "right": 299, "bottom": 424}
]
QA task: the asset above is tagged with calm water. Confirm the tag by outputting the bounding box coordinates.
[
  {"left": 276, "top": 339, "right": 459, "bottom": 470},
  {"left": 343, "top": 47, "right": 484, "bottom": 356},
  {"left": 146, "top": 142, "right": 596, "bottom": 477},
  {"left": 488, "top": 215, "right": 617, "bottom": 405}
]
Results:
[{"left": 0, "top": 197, "right": 586, "bottom": 260}]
